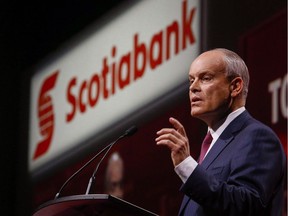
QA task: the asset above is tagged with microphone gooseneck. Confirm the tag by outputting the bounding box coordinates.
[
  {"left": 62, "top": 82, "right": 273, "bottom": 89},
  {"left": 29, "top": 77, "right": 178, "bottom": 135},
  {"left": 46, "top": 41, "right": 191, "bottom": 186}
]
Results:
[
  {"left": 55, "top": 126, "right": 137, "bottom": 199},
  {"left": 85, "top": 134, "right": 123, "bottom": 195}
]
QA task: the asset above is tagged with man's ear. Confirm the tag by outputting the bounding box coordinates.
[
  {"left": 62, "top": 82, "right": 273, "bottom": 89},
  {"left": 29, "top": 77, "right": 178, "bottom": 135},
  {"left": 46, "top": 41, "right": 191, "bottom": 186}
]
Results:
[{"left": 230, "top": 77, "right": 243, "bottom": 97}]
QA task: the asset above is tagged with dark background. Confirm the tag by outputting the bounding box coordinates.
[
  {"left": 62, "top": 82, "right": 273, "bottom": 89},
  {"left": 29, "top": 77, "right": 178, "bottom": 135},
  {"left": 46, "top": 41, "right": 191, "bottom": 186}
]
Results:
[
  {"left": 1, "top": 1, "right": 129, "bottom": 215},
  {"left": 0, "top": 0, "right": 286, "bottom": 215}
]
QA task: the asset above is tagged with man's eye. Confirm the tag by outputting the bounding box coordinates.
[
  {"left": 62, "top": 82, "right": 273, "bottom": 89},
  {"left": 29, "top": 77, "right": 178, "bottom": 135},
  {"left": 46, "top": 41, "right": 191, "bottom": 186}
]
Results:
[{"left": 201, "top": 76, "right": 212, "bottom": 82}]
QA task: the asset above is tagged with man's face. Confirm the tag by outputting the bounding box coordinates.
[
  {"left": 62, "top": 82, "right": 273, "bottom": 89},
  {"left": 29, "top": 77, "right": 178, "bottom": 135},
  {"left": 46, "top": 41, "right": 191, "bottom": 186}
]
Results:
[{"left": 189, "top": 51, "right": 232, "bottom": 124}]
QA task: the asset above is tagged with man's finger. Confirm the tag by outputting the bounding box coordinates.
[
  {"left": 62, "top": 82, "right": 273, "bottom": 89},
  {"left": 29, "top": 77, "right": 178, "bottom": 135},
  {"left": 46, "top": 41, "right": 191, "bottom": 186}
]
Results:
[{"left": 169, "top": 117, "right": 187, "bottom": 137}]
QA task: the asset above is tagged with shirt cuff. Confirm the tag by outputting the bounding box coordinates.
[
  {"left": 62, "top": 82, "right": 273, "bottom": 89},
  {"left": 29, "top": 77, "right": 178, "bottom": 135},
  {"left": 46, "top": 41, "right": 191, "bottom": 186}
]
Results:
[{"left": 174, "top": 156, "right": 198, "bottom": 183}]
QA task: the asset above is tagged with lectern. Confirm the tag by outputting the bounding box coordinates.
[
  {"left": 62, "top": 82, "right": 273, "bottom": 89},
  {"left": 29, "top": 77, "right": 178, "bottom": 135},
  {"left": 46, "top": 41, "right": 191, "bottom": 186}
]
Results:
[{"left": 33, "top": 194, "right": 159, "bottom": 216}]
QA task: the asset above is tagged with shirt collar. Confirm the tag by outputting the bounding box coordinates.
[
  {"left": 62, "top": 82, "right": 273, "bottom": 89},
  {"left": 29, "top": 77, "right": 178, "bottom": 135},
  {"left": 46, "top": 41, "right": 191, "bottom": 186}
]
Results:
[{"left": 208, "top": 107, "right": 246, "bottom": 144}]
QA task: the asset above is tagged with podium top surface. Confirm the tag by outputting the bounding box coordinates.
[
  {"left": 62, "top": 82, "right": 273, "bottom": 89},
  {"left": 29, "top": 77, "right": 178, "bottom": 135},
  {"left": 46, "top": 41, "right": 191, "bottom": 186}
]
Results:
[{"left": 33, "top": 194, "right": 159, "bottom": 216}]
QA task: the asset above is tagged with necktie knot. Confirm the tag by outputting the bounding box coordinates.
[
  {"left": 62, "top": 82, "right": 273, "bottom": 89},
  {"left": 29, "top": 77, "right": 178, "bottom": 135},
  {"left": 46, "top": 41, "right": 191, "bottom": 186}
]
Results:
[{"left": 199, "top": 132, "right": 213, "bottom": 164}]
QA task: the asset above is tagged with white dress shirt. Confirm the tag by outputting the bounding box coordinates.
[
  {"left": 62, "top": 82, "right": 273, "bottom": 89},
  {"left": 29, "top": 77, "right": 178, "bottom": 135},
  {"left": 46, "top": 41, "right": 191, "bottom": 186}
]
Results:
[{"left": 175, "top": 107, "right": 246, "bottom": 183}]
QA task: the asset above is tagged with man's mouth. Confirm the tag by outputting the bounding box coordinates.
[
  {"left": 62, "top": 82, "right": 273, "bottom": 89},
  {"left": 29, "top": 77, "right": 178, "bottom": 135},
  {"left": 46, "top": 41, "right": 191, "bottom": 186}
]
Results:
[{"left": 191, "top": 97, "right": 201, "bottom": 105}]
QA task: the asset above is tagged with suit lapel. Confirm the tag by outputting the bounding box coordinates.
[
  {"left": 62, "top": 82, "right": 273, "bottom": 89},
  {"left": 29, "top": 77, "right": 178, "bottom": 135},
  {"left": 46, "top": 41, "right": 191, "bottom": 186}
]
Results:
[
  {"left": 201, "top": 136, "right": 233, "bottom": 169},
  {"left": 201, "top": 111, "right": 251, "bottom": 169}
]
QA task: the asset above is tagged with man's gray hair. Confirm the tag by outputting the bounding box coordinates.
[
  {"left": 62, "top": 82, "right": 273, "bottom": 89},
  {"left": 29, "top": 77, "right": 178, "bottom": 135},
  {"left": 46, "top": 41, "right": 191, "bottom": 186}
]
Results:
[{"left": 214, "top": 48, "right": 250, "bottom": 98}]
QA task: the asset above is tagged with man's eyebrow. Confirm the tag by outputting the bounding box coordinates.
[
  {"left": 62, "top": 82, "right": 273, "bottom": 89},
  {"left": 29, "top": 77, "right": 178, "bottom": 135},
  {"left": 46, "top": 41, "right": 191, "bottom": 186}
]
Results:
[{"left": 189, "top": 70, "right": 213, "bottom": 78}]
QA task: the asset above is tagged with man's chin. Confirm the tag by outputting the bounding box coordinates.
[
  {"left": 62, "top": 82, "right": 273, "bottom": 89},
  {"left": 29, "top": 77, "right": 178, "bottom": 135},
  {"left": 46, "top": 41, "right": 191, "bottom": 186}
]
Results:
[
  {"left": 191, "top": 107, "right": 203, "bottom": 117},
  {"left": 191, "top": 109, "right": 209, "bottom": 121}
]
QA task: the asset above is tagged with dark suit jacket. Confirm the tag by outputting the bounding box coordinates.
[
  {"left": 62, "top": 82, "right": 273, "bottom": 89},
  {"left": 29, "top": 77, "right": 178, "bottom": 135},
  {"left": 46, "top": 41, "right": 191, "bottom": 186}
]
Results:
[{"left": 179, "top": 111, "right": 286, "bottom": 216}]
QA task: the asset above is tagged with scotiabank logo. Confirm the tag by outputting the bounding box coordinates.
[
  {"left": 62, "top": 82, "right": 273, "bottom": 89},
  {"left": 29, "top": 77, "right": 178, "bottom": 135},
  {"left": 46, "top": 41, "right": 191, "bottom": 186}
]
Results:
[
  {"left": 33, "top": 71, "right": 59, "bottom": 160},
  {"left": 66, "top": 0, "right": 196, "bottom": 123}
]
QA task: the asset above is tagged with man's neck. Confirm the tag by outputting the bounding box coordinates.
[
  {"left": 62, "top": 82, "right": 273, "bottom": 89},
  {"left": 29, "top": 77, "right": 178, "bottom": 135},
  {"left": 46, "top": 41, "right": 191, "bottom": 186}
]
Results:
[{"left": 209, "top": 107, "right": 246, "bottom": 131}]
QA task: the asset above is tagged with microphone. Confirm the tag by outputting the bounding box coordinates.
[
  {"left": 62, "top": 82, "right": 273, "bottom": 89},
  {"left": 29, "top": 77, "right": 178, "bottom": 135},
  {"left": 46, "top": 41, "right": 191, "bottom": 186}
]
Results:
[
  {"left": 85, "top": 125, "right": 137, "bottom": 194},
  {"left": 124, "top": 125, "right": 138, "bottom": 136},
  {"left": 55, "top": 126, "right": 137, "bottom": 199}
]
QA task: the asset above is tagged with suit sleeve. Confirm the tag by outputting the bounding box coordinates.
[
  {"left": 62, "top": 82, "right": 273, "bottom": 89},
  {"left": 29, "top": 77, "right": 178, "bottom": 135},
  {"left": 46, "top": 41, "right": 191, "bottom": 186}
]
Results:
[{"left": 180, "top": 124, "right": 286, "bottom": 216}]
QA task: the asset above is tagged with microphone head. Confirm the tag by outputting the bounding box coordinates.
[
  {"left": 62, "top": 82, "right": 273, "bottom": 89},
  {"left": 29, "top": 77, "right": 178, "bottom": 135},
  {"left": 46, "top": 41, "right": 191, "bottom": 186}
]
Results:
[{"left": 125, "top": 125, "right": 138, "bottom": 136}]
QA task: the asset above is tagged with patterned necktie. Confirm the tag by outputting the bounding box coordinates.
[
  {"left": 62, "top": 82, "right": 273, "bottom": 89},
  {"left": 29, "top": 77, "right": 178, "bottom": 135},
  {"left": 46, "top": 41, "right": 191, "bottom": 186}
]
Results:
[{"left": 198, "top": 132, "right": 213, "bottom": 164}]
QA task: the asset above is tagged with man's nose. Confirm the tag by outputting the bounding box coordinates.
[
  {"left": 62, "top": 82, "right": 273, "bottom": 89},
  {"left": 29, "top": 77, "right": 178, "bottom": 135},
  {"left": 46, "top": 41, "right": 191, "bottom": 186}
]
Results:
[{"left": 189, "top": 80, "right": 200, "bottom": 92}]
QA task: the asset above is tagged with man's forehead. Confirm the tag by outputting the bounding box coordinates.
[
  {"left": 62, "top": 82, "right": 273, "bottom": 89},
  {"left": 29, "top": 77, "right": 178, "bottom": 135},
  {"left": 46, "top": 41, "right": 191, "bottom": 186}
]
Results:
[
  {"left": 195, "top": 50, "right": 224, "bottom": 65},
  {"left": 189, "top": 53, "right": 225, "bottom": 74}
]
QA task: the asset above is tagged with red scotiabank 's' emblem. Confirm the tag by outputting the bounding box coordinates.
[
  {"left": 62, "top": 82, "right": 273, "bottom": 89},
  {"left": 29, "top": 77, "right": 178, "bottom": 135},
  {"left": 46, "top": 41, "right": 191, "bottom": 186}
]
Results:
[{"left": 33, "top": 71, "right": 59, "bottom": 160}]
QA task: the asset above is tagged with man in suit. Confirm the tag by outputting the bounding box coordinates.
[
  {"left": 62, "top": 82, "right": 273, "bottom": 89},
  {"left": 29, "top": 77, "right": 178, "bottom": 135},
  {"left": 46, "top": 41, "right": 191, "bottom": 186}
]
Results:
[{"left": 155, "top": 48, "right": 286, "bottom": 215}]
